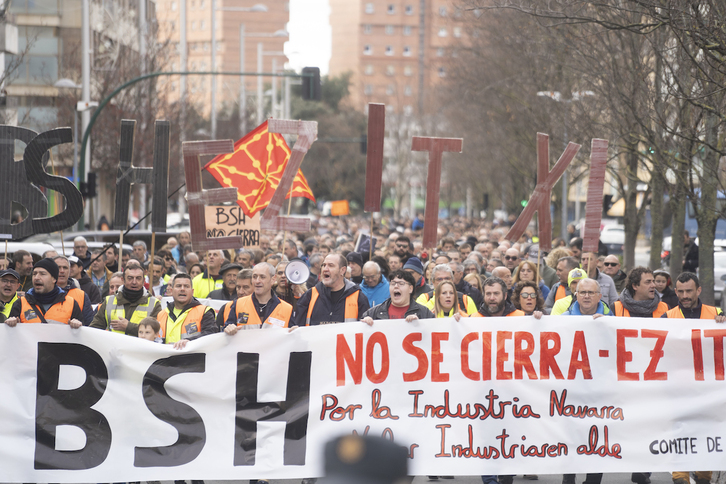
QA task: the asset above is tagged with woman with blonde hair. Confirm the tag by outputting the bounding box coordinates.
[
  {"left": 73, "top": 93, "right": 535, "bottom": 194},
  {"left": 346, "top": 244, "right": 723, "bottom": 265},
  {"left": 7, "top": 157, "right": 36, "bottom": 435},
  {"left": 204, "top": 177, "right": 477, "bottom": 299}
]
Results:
[
  {"left": 546, "top": 247, "right": 573, "bottom": 268},
  {"left": 433, "top": 280, "right": 466, "bottom": 321},
  {"left": 464, "top": 272, "right": 485, "bottom": 294},
  {"left": 512, "top": 260, "right": 550, "bottom": 299}
]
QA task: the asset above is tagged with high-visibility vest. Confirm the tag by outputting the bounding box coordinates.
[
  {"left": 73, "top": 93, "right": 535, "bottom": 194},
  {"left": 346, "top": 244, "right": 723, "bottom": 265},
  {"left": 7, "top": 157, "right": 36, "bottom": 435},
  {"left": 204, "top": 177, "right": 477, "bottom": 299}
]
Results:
[
  {"left": 614, "top": 301, "right": 668, "bottom": 318},
  {"left": 419, "top": 290, "right": 477, "bottom": 316},
  {"left": 193, "top": 273, "right": 223, "bottom": 299},
  {"left": 105, "top": 294, "right": 160, "bottom": 334},
  {"left": 306, "top": 287, "right": 358, "bottom": 325},
  {"left": 221, "top": 300, "right": 234, "bottom": 328},
  {"left": 508, "top": 310, "right": 526, "bottom": 317},
  {"left": 19, "top": 296, "right": 74, "bottom": 324},
  {"left": 233, "top": 295, "right": 292, "bottom": 329},
  {"left": 66, "top": 287, "right": 86, "bottom": 311},
  {"left": 1, "top": 293, "right": 18, "bottom": 318},
  {"left": 555, "top": 284, "right": 568, "bottom": 301},
  {"left": 665, "top": 304, "right": 722, "bottom": 319},
  {"left": 157, "top": 305, "right": 209, "bottom": 343}
]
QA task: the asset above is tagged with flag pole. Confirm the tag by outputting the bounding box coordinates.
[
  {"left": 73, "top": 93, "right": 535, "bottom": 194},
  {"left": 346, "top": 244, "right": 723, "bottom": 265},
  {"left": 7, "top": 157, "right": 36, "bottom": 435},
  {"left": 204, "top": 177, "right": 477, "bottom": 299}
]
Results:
[
  {"left": 119, "top": 231, "right": 124, "bottom": 267},
  {"left": 149, "top": 232, "right": 156, "bottom": 293}
]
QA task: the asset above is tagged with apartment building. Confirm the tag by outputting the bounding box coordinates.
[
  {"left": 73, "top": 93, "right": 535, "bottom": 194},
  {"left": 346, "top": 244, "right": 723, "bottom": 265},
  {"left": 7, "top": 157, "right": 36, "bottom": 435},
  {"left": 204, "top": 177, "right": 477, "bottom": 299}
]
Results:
[{"left": 329, "top": 0, "right": 465, "bottom": 114}]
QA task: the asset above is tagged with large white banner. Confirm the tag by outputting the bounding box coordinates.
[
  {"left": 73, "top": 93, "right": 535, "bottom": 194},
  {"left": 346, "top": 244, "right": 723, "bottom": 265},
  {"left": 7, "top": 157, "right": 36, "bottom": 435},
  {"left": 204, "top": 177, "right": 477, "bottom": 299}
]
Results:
[{"left": 0, "top": 316, "right": 725, "bottom": 482}]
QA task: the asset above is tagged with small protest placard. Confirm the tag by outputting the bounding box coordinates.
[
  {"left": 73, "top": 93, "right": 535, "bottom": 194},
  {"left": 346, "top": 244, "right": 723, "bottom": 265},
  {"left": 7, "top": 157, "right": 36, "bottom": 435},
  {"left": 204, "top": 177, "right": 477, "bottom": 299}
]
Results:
[{"left": 205, "top": 205, "right": 260, "bottom": 249}]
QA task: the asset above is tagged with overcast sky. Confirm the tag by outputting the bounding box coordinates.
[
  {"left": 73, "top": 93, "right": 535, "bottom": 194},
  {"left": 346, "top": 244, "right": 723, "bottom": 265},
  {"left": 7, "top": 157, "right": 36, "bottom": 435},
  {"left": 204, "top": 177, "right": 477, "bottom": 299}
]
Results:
[{"left": 286, "top": 0, "right": 332, "bottom": 74}]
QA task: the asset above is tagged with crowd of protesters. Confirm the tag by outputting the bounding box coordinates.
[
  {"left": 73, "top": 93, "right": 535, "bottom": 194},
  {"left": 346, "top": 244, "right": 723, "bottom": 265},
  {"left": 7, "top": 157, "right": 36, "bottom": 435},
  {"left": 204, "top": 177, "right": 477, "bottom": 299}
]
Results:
[{"left": 0, "top": 215, "right": 721, "bottom": 484}]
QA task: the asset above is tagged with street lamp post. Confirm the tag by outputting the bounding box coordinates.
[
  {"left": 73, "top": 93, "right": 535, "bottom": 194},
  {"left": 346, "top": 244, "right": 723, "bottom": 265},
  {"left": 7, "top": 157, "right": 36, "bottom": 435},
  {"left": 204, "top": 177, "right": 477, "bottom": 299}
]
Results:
[{"left": 537, "top": 90, "right": 594, "bottom": 241}]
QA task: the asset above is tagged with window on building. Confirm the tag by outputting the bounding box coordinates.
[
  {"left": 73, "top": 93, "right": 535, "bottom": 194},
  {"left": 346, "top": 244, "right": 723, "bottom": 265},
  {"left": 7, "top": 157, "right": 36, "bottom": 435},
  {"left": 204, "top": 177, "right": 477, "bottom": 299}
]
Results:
[
  {"left": 453, "top": 27, "right": 462, "bottom": 38},
  {"left": 386, "top": 65, "right": 395, "bottom": 76},
  {"left": 385, "top": 45, "right": 394, "bottom": 56},
  {"left": 364, "top": 24, "right": 372, "bottom": 34},
  {"left": 386, "top": 84, "right": 394, "bottom": 95},
  {"left": 200, "top": 20, "right": 205, "bottom": 29},
  {"left": 436, "top": 48, "right": 444, "bottom": 57},
  {"left": 439, "top": 6, "right": 446, "bottom": 16},
  {"left": 403, "top": 25, "right": 412, "bottom": 35},
  {"left": 364, "top": 84, "right": 373, "bottom": 95},
  {"left": 365, "top": 64, "right": 374, "bottom": 75},
  {"left": 403, "top": 105, "right": 413, "bottom": 116},
  {"left": 199, "top": 0, "right": 205, "bottom": 7},
  {"left": 403, "top": 46, "right": 412, "bottom": 56},
  {"left": 364, "top": 45, "right": 373, "bottom": 55},
  {"left": 404, "top": 85, "right": 412, "bottom": 96},
  {"left": 403, "top": 66, "right": 413, "bottom": 76},
  {"left": 203, "top": 42, "right": 209, "bottom": 51},
  {"left": 438, "top": 27, "right": 447, "bottom": 37},
  {"left": 365, "top": 2, "right": 374, "bottom": 13},
  {"left": 438, "top": 66, "right": 446, "bottom": 77},
  {"left": 387, "top": 4, "right": 395, "bottom": 14},
  {"left": 385, "top": 25, "right": 394, "bottom": 35},
  {"left": 171, "top": 1, "right": 177, "bottom": 10},
  {"left": 191, "top": 21, "right": 196, "bottom": 30},
  {"left": 405, "top": 4, "right": 413, "bottom": 15}
]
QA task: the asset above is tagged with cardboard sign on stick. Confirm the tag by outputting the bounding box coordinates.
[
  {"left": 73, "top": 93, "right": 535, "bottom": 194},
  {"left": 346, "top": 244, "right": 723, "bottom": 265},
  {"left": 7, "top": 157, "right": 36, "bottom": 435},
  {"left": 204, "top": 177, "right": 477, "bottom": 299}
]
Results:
[
  {"left": 260, "top": 120, "right": 317, "bottom": 232},
  {"left": 183, "top": 140, "right": 243, "bottom": 251},
  {"left": 205, "top": 206, "right": 260, "bottom": 249},
  {"left": 582, "top": 139, "right": 609, "bottom": 254},
  {"left": 113, "top": 120, "right": 171, "bottom": 232},
  {"left": 411, "top": 136, "right": 463, "bottom": 249},
  {"left": 505, "top": 133, "right": 582, "bottom": 251},
  {"left": 364, "top": 103, "right": 385, "bottom": 213}
]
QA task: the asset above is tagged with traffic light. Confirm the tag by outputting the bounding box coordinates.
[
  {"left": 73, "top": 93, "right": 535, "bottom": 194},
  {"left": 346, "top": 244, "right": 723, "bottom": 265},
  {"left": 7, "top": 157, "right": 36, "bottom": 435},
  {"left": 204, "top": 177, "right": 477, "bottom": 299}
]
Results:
[
  {"left": 80, "top": 172, "right": 97, "bottom": 198},
  {"left": 302, "top": 67, "right": 321, "bottom": 101}
]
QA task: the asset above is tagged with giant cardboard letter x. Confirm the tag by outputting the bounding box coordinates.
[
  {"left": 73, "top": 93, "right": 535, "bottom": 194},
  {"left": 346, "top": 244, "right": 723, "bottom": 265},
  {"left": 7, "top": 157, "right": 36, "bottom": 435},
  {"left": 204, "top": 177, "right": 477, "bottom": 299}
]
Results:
[{"left": 505, "top": 133, "right": 582, "bottom": 252}]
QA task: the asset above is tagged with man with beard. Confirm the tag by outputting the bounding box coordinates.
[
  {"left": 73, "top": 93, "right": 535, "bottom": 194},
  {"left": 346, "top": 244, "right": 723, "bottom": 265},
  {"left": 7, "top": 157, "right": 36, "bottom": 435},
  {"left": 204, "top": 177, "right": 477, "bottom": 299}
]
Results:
[
  {"left": 614, "top": 267, "right": 668, "bottom": 318},
  {"left": 157, "top": 273, "right": 217, "bottom": 348},
  {"left": 662, "top": 272, "right": 726, "bottom": 321},
  {"left": 393, "top": 236, "right": 413, "bottom": 265},
  {"left": 292, "top": 254, "right": 369, "bottom": 326},
  {"left": 13, "top": 249, "right": 33, "bottom": 293},
  {"left": 6, "top": 259, "right": 83, "bottom": 327},
  {"left": 478, "top": 277, "right": 521, "bottom": 317},
  {"left": 361, "top": 270, "right": 434, "bottom": 323},
  {"left": 224, "top": 262, "right": 292, "bottom": 332},
  {"left": 91, "top": 261, "right": 162, "bottom": 335},
  {"left": 603, "top": 255, "right": 627, "bottom": 293},
  {"left": 54, "top": 256, "right": 94, "bottom": 325}
]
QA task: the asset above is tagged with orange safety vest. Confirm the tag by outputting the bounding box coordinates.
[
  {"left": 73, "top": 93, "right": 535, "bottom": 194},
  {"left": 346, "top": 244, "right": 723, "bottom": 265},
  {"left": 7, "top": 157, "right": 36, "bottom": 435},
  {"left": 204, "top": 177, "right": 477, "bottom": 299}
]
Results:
[
  {"left": 306, "top": 287, "right": 358, "bottom": 325},
  {"left": 665, "top": 304, "right": 721, "bottom": 319},
  {"left": 233, "top": 295, "right": 292, "bottom": 329},
  {"left": 157, "top": 305, "right": 207, "bottom": 342},
  {"left": 555, "top": 284, "right": 567, "bottom": 301},
  {"left": 507, "top": 310, "right": 526, "bottom": 317},
  {"left": 221, "top": 300, "right": 234, "bottom": 327},
  {"left": 614, "top": 301, "right": 668, "bottom": 318},
  {"left": 19, "top": 296, "right": 75, "bottom": 324},
  {"left": 65, "top": 287, "right": 85, "bottom": 310}
]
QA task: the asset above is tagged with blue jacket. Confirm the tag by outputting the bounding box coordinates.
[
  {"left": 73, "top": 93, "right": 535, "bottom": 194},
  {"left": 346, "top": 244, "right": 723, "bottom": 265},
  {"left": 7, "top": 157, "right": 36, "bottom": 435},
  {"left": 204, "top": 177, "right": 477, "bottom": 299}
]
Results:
[
  {"left": 361, "top": 275, "right": 390, "bottom": 307},
  {"left": 563, "top": 300, "right": 610, "bottom": 316}
]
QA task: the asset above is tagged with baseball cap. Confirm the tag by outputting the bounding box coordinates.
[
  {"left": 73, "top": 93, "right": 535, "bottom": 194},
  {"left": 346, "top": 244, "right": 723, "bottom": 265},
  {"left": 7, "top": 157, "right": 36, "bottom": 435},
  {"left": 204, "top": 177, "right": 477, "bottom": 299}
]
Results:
[
  {"left": 568, "top": 268, "right": 587, "bottom": 287},
  {"left": 0, "top": 268, "right": 20, "bottom": 281}
]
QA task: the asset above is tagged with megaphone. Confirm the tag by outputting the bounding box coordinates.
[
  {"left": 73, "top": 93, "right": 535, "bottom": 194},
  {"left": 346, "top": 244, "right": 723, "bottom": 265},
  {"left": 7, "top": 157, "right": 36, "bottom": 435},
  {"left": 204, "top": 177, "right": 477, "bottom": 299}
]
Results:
[{"left": 285, "top": 258, "right": 310, "bottom": 285}]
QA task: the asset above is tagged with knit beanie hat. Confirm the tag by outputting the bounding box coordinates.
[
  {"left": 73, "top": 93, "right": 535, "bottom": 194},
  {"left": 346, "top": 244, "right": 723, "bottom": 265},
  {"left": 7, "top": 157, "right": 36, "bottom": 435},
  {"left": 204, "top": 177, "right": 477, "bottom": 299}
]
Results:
[
  {"left": 34, "top": 258, "right": 59, "bottom": 282},
  {"left": 403, "top": 257, "right": 424, "bottom": 275}
]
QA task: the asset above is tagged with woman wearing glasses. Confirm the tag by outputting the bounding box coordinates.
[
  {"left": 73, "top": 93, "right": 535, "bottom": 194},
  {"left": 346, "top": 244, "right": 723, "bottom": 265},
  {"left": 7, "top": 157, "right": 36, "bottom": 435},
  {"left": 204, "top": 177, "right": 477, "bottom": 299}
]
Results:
[{"left": 512, "top": 281, "right": 545, "bottom": 318}]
